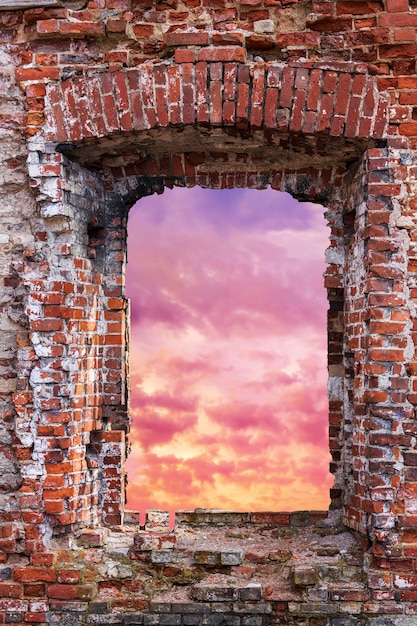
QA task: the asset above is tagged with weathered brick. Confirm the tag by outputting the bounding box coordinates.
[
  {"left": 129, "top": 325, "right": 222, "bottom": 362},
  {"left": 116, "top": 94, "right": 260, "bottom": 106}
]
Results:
[{"left": 4, "top": 5, "right": 417, "bottom": 624}]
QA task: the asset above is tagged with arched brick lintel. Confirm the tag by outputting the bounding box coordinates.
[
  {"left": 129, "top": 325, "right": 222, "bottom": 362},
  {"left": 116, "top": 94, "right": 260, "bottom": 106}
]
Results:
[{"left": 44, "top": 61, "right": 391, "bottom": 145}]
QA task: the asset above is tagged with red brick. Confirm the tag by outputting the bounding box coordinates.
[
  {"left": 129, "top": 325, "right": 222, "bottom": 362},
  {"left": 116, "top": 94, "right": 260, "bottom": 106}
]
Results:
[
  {"left": 85, "top": 77, "right": 106, "bottom": 136},
  {"left": 0, "top": 583, "right": 22, "bottom": 598},
  {"left": 132, "top": 24, "right": 154, "bottom": 37},
  {"left": 363, "top": 390, "right": 389, "bottom": 403},
  {"left": 386, "top": 0, "right": 409, "bottom": 9},
  {"left": 304, "top": 109, "right": 318, "bottom": 134},
  {"left": 183, "top": 81, "right": 195, "bottom": 125},
  {"left": 373, "top": 96, "right": 389, "bottom": 137},
  {"left": 400, "top": 122, "right": 417, "bottom": 136},
  {"left": 317, "top": 92, "right": 334, "bottom": 131},
  {"left": 369, "top": 349, "right": 405, "bottom": 361},
  {"left": 246, "top": 34, "right": 275, "bottom": 51},
  {"left": 345, "top": 95, "right": 362, "bottom": 137},
  {"left": 394, "top": 574, "right": 417, "bottom": 589},
  {"left": 127, "top": 75, "right": 145, "bottom": 132},
  {"left": 166, "top": 65, "right": 181, "bottom": 125},
  {"left": 26, "top": 83, "right": 47, "bottom": 98},
  {"left": 308, "top": 16, "right": 353, "bottom": 32},
  {"left": 106, "top": 18, "right": 127, "bottom": 33},
  {"left": 379, "top": 44, "right": 417, "bottom": 58},
  {"left": 165, "top": 32, "right": 209, "bottom": 46},
  {"left": 57, "top": 569, "right": 81, "bottom": 583},
  {"left": 323, "top": 71, "right": 338, "bottom": 93},
  {"left": 224, "top": 63, "right": 237, "bottom": 100},
  {"left": 102, "top": 90, "right": 120, "bottom": 134},
  {"left": 380, "top": 13, "right": 417, "bottom": 27},
  {"left": 155, "top": 83, "right": 169, "bottom": 127},
  {"left": 223, "top": 100, "right": 235, "bottom": 125},
  {"left": 59, "top": 21, "right": 105, "bottom": 36},
  {"left": 336, "top": 0, "right": 383, "bottom": 13},
  {"left": 198, "top": 47, "right": 246, "bottom": 62},
  {"left": 280, "top": 66, "right": 295, "bottom": 108},
  {"left": 207, "top": 79, "right": 221, "bottom": 125},
  {"left": 36, "top": 18, "right": 58, "bottom": 34},
  {"left": 15, "top": 67, "right": 60, "bottom": 81},
  {"left": 14, "top": 568, "right": 56, "bottom": 583},
  {"left": 174, "top": 49, "right": 195, "bottom": 63},
  {"left": 113, "top": 72, "right": 132, "bottom": 132},
  {"left": 393, "top": 27, "right": 416, "bottom": 42},
  {"left": 307, "top": 69, "right": 322, "bottom": 111},
  {"left": 31, "top": 319, "right": 63, "bottom": 332},
  {"left": 212, "top": 33, "right": 243, "bottom": 46},
  {"left": 264, "top": 87, "right": 278, "bottom": 128},
  {"left": 25, "top": 612, "right": 47, "bottom": 623},
  {"left": 251, "top": 512, "right": 290, "bottom": 524},
  {"left": 47, "top": 584, "right": 77, "bottom": 599},
  {"left": 140, "top": 64, "right": 155, "bottom": 114},
  {"left": 31, "top": 553, "right": 55, "bottom": 567},
  {"left": 290, "top": 88, "right": 306, "bottom": 132},
  {"left": 236, "top": 82, "right": 249, "bottom": 127}
]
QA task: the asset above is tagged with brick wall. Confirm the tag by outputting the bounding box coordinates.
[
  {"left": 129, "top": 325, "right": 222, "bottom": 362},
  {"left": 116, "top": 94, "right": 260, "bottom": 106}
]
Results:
[{"left": 2, "top": 0, "right": 417, "bottom": 621}]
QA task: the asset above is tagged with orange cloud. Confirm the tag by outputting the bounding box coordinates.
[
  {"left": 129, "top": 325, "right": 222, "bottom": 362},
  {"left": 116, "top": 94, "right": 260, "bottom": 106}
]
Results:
[{"left": 125, "top": 187, "right": 332, "bottom": 515}]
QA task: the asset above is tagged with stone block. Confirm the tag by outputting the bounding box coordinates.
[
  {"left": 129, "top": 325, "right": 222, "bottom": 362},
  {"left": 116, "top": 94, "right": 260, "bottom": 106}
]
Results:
[
  {"left": 151, "top": 550, "right": 173, "bottom": 564},
  {"left": 176, "top": 511, "right": 250, "bottom": 526},
  {"left": 79, "top": 529, "right": 109, "bottom": 548},
  {"left": 307, "top": 588, "right": 329, "bottom": 602},
  {"left": 239, "top": 586, "right": 263, "bottom": 602},
  {"left": 86, "top": 615, "right": 123, "bottom": 624},
  {"left": 232, "top": 604, "right": 272, "bottom": 615},
  {"left": 298, "top": 603, "right": 338, "bottom": 615},
  {"left": 89, "top": 602, "right": 110, "bottom": 614},
  {"left": 47, "top": 614, "right": 83, "bottom": 626},
  {"left": 254, "top": 19, "right": 274, "bottom": 33},
  {"left": 194, "top": 551, "right": 221, "bottom": 566},
  {"left": 145, "top": 510, "right": 170, "bottom": 531},
  {"left": 124, "top": 616, "right": 144, "bottom": 625},
  {"left": 172, "top": 604, "right": 210, "bottom": 614},
  {"left": 107, "top": 562, "right": 133, "bottom": 578},
  {"left": 183, "top": 615, "right": 204, "bottom": 625},
  {"left": 268, "top": 550, "right": 293, "bottom": 562},
  {"left": 221, "top": 551, "right": 244, "bottom": 566},
  {"left": 293, "top": 567, "right": 318, "bottom": 587},
  {"left": 192, "top": 586, "right": 239, "bottom": 602},
  {"left": 159, "top": 615, "right": 181, "bottom": 625},
  {"left": 149, "top": 604, "right": 171, "bottom": 613},
  {"left": 134, "top": 533, "right": 176, "bottom": 551},
  {"left": 289, "top": 511, "right": 311, "bottom": 527},
  {"left": 123, "top": 511, "right": 141, "bottom": 526},
  {"left": 202, "top": 616, "right": 225, "bottom": 626},
  {"left": 242, "top": 618, "right": 262, "bottom": 626}
]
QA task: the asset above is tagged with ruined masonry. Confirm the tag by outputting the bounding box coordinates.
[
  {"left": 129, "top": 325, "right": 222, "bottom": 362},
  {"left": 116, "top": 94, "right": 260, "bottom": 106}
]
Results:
[{"left": 4, "top": 0, "right": 417, "bottom": 623}]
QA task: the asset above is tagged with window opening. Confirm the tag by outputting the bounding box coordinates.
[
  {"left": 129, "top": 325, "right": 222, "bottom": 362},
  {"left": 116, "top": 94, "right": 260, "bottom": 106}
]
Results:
[{"left": 125, "top": 187, "right": 331, "bottom": 516}]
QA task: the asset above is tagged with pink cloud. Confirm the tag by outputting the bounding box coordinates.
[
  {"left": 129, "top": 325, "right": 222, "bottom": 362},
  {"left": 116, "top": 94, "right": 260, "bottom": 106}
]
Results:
[
  {"left": 127, "top": 189, "right": 327, "bottom": 340},
  {"left": 205, "top": 401, "right": 291, "bottom": 436},
  {"left": 130, "top": 385, "right": 198, "bottom": 413},
  {"left": 125, "top": 186, "right": 332, "bottom": 514}
]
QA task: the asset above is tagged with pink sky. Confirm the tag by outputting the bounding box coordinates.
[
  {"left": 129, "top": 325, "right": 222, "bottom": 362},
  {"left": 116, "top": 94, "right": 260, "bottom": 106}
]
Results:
[{"left": 125, "top": 187, "right": 332, "bottom": 514}]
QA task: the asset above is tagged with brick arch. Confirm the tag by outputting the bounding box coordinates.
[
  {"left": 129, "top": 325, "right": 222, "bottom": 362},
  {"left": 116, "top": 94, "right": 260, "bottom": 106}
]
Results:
[
  {"left": 44, "top": 60, "right": 390, "bottom": 147},
  {"left": 25, "top": 59, "right": 393, "bottom": 533}
]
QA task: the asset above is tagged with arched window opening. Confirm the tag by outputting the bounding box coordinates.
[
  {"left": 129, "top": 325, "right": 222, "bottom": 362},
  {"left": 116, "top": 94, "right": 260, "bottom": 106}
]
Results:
[{"left": 125, "top": 186, "right": 332, "bottom": 516}]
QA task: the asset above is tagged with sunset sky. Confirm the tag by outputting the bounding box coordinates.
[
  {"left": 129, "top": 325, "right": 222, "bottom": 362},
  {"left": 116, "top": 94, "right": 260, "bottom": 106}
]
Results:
[{"left": 125, "top": 186, "right": 332, "bottom": 515}]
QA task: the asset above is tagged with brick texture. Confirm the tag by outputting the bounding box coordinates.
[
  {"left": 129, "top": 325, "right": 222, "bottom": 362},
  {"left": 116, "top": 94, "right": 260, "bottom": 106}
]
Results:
[{"left": 2, "top": 0, "right": 417, "bottom": 621}]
